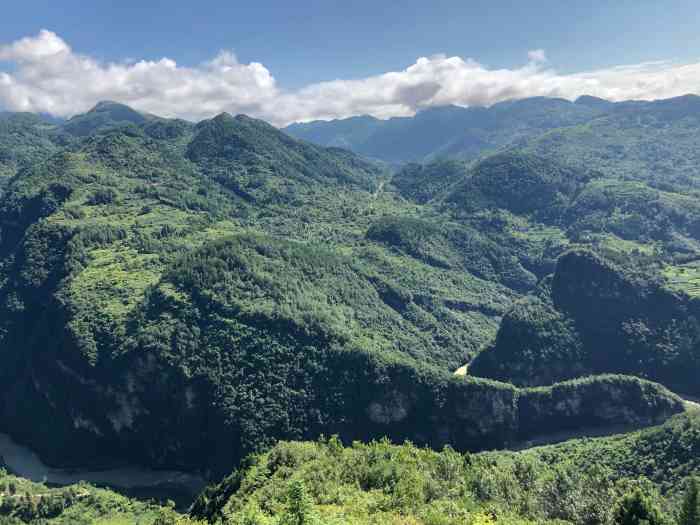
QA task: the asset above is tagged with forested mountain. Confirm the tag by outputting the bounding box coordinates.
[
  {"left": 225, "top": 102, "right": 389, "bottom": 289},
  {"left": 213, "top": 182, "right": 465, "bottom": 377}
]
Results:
[
  {"left": 284, "top": 95, "right": 700, "bottom": 169},
  {"left": 1, "top": 101, "right": 676, "bottom": 479},
  {"left": 522, "top": 95, "right": 700, "bottom": 191},
  {"left": 61, "top": 101, "right": 149, "bottom": 137},
  {"left": 284, "top": 97, "right": 605, "bottom": 163},
  {"left": 2, "top": 95, "right": 700, "bottom": 524},
  {"left": 0, "top": 113, "right": 62, "bottom": 185},
  {"left": 470, "top": 248, "right": 700, "bottom": 392}
]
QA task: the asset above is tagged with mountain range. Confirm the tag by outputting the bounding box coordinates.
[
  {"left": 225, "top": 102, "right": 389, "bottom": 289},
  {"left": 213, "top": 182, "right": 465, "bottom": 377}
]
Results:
[
  {"left": 284, "top": 94, "right": 700, "bottom": 168},
  {"left": 1, "top": 95, "right": 700, "bottom": 523}
]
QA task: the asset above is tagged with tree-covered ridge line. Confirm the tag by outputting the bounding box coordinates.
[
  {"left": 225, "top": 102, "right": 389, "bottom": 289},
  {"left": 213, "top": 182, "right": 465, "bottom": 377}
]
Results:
[
  {"left": 0, "top": 467, "right": 203, "bottom": 524},
  {"left": 284, "top": 94, "right": 700, "bottom": 166},
  {"left": 284, "top": 96, "right": 608, "bottom": 163}
]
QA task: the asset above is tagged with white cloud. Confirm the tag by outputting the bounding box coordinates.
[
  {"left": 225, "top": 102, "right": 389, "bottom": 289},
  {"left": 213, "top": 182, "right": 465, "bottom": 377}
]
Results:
[
  {"left": 527, "top": 49, "right": 547, "bottom": 63},
  {"left": 0, "top": 30, "right": 279, "bottom": 120},
  {"left": 0, "top": 30, "right": 699, "bottom": 126},
  {"left": 0, "top": 29, "right": 70, "bottom": 61}
]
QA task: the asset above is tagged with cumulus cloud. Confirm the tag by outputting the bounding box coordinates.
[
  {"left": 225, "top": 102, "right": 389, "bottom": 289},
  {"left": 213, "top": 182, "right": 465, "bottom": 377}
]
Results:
[
  {"left": 0, "top": 30, "right": 699, "bottom": 126},
  {"left": 527, "top": 49, "right": 547, "bottom": 63},
  {"left": 0, "top": 29, "right": 70, "bottom": 61},
  {"left": 0, "top": 30, "right": 278, "bottom": 121}
]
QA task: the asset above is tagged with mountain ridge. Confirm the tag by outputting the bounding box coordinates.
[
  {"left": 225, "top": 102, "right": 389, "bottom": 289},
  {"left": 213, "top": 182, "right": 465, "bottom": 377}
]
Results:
[{"left": 283, "top": 94, "right": 700, "bottom": 165}]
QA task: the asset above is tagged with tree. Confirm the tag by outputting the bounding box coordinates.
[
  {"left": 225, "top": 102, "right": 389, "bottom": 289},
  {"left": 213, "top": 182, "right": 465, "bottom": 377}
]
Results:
[
  {"left": 153, "top": 500, "right": 206, "bottom": 525},
  {"left": 232, "top": 503, "right": 272, "bottom": 525},
  {"left": 279, "top": 480, "right": 316, "bottom": 525},
  {"left": 680, "top": 478, "right": 700, "bottom": 525},
  {"left": 614, "top": 488, "right": 666, "bottom": 525}
]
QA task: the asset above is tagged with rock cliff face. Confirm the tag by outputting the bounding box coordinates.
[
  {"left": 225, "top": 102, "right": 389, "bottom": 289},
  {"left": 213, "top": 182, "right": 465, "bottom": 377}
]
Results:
[
  {"left": 1, "top": 329, "right": 683, "bottom": 478},
  {"left": 517, "top": 375, "right": 682, "bottom": 439}
]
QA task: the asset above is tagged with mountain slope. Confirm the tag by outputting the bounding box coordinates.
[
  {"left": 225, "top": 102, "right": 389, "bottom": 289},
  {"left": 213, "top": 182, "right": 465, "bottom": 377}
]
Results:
[
  {"left": 444, "top": 151, "right": 596, "bottom": 220},
  {"left": 0, "top": 469, "right": 198, "bottom": 524},
  {"left": 61, "top": 101, "right": 148, "bottom": 137},
  {"left": 286, "top": 94, "right": 700, "bottom": 197},
  {"left": 0, "top": 112, "right": 62, "bottom": 185},
  {"left": 0, "top": 102, "right": 685, "bottom": 481},
  {"left": 522, "top": 94, "right": 700, "bottom": 191},
  {"left": 284, "top": 97, "right": 604, "bottom": 163},
  {"left": 188, "top": 113, "right": 380, "bottom": 201},
  {"left": 470, "top": 248, "right": 700, "bottom": 395}
]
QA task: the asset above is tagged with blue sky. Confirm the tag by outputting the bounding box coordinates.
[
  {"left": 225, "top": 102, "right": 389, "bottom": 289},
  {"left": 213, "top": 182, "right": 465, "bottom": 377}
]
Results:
[
  {"left": 2, "top": 0, "right": 699, "bottom": 86},
  {"left": 0, "top": 1, "right": 699, "bottom": 124}
]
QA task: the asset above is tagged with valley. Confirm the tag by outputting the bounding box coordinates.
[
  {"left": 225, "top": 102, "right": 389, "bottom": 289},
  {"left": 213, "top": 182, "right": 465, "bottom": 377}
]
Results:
[
  {"left": 0, "top": 432, "right": 205, "bottom": 497},
  {"left": 2, "top": 94, "right": 700, "bottom": 523}
]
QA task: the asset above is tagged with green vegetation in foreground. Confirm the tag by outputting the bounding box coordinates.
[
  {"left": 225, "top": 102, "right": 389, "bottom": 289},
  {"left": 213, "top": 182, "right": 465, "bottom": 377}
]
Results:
[
  {"left": 189, "top": 410, "right": 700, "bottom": 525},
  {"left": 0, "top": 468, "right": 202, "bottom": 524},
  {"left": 522, "top": 408, "right": 700, "bottom": 495}
]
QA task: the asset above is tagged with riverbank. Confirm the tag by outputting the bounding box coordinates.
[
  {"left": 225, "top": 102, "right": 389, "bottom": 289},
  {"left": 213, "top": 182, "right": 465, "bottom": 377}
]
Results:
[{"left": 0, "top": 432, "right": 206, "bottom": 506}]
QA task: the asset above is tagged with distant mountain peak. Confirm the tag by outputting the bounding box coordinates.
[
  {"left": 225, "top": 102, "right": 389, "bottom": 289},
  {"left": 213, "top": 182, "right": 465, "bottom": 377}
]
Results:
[
  {"left": 415, "top": 104, "right": 468, "bottom": 114},
  {"left": 574, "top": 95, "right": 614, "bottom": 110},
  {"left": 62, "top": 100, "right": 146, "bottom": 136},
  {"left": 91, "top": 100, "right": 123, "bottom": 109},
  {"left": 83, "top": 100, "right": 141, "bottom": 115},
  {"left": 211, "top": 111, "right": 234, "bottom": 120},
  {"left": 204, "top": 112, "right": 264, "bottom": 126},
  {"left": 285, "top": 95, "right": 605, "bottom": 163},
  {"left": 575, "top": 95, "right": 609, "bottom": 104}
]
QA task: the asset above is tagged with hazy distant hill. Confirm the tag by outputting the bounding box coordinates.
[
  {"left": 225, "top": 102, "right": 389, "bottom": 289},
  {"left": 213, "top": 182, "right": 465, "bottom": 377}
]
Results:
[
  {"left": 284, "top": 96, "right": 606, "bottom": 163},
  {"left": 285, "top": 94, "right": 700, "bottom": 172}
]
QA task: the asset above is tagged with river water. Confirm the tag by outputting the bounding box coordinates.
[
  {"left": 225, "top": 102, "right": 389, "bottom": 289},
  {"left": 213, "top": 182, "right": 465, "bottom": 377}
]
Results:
[{"left": 0, "top": 432, "right": 207, "bottom": 497}]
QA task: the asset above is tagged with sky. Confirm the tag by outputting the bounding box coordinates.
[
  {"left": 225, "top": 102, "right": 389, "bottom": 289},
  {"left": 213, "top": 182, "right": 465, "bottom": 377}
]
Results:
[{"left": 0, "top": 0, "right": 699, "bottom": 125}]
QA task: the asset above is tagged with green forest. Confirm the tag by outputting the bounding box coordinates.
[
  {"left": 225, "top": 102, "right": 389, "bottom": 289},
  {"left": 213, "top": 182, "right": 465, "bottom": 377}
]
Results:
[{"left": 2, "top": 94, "right": 700, "bottom": 524}]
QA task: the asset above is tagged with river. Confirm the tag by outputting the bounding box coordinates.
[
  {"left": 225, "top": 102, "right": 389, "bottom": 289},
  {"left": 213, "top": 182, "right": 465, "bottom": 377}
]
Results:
[{"left": 0, "top": 432, "right": 207, "bottom": 499}]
